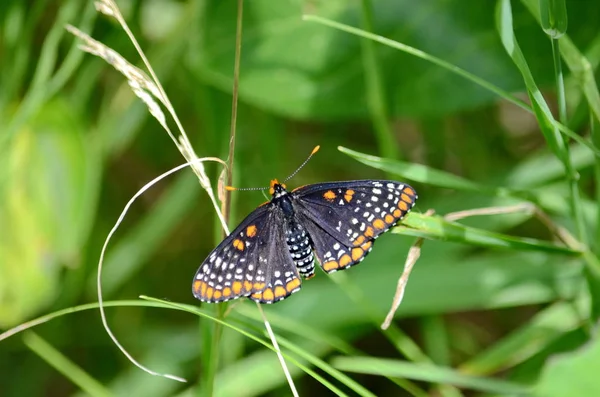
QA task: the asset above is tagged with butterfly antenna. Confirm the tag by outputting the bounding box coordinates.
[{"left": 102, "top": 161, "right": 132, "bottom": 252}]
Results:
[
  {"left": 226, "top": 145, "right": 320, "bottom": 191},
  {"left": 282, "top": 145, "right": 320, "bottom": 183}
]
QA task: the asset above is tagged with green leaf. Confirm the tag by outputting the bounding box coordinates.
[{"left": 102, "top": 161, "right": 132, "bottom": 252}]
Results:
[
  {"left": 189, "top": 0, "right": 600, "bottom": 120},
  {"left": 534, "top": 330, "right": 600, "bottom": 397}
]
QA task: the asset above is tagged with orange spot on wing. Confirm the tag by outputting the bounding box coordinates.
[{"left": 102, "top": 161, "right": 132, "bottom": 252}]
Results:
[
  {"left": 262, "top": 288, "right": 274, "bottom": 301},
  {"left": 339, "top": 254, "right": 352, "bottom": 267},
  {"left": 213, "top": 290, "right": 222, "bottom": 300},
  {"left": 365, "top": 226, "right": 374, "bottom": 238},
  {"left": 323, "top": 190, "right": 336, "bottom": 201},
  {"left": 401, "top": 193, "right": 411, "bottom": 203},
  {"left": 403, "top": 187, "right": 416, "bottom": 196},
  {"left": 233, "top": 239, "right": 245, "bottom": 251},
  {"left": 223, "top": 287, "right": 232, "bottom": 297},
  {"left": 354, "top": 235, "right": 366, "bottom": 246},
  {"left": 361, "top": 241, "right": 372, "bottom": 251},
  {"left": 286, "top": 278, "right": 301, "bottom": 291},
  {"left": 206, "top": 287, "right": 214, "bottom": 300},
  {"left": 393, "top": 209, "right": 402, "bottom": 217},
  {"left": 232, "top": 281, "right": 243, "bottom": 294},
  {"left": 244, "top": 281, "right": 252, "bottom": 291},
  {"left": 274, "top": 286, "right": 287, "bottom": 298},
  {"left": 344, "top": 189, "right": 355, "bottom": 202},
  {"left": 351, "top": 247, "right": 364, "bottom": 261},
  {"left": 251, "top": 291, "right": 262, "bottom": 300},
  {"left": 323, "top": 261, "right": 338, "bottom": 271},
  {"left": 398, "top": 201, "right": 409, "bottom": 211},
  {"left": 373, "top": 218, "right": 385, "bottom": 229},
  {"left": 193, "top": 280, "right": 202, "bottom": 294},
  {"left": 246, "top": 225, "right": 257, "bottom": 237},
  {"left": 385, "top": 214, "right": 395, "bottom": 224},
  {"left": 253, "top": 282, "right": 265, "bottom": 290}
]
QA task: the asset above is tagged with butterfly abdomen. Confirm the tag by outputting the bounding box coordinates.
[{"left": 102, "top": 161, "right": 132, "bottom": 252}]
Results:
[{"left": 285, "top": 223, "right": 315, "bottom": 278}]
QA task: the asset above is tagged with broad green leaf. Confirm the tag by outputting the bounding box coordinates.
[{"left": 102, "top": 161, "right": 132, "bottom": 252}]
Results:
[
  {"left": 0, "top": 99, "right": 100, "bottom": 327},
  {"left": 534, "top": 330, "right": 600, "bottom": 397},
  {"left": 188, "top": 0, "right": 598, "bottom": 120},
  {"left": 268, "top": 237, "right": 582, "bottom": 328}
]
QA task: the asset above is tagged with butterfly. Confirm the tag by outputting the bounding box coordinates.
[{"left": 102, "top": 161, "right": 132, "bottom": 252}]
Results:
[{"left": 192, "top": 178, "right": 417, "bottom": 304}]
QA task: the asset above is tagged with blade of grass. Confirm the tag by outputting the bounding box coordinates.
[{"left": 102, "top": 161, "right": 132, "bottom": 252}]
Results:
[
  {"left": 331, "top": 356, "right": 531, "bottom": 395},
  {"left": 459, "top": 300, "right": 586, "bottom": 375},
  {"left": 96, "top": 172, "right": 200, "bottom": 297},
  {"left": 2, "top": 0, "right": 90, "bottom": 149},
  {"left": 520, "top": 0, "right": 600, "bottom": 127},
  {"left": 277, "top": 336, "right": 376, "bottom": 397},
  {"left": 23, "top": 331, "right": 112, "bottom": 397},
  {"left": 303, "top": 13, "right": 600, "bottom": 158},
  {"left": 359, "top": 0, "right": 399, "bottom": 161},
  {"left": 495, "top": 0, "right": 586, "bottom": 244},
  {"left": 338, "top": 146, "right": 517, "bottom": 196},
  {"left": 139, "top": 297, "right": 368, "bottom": 397},
  {"left": 593, "top": 115, "right": 600, "bottom": 254},
  {"left": 397, "top": 212, "right": 581, "bottom": 254}
]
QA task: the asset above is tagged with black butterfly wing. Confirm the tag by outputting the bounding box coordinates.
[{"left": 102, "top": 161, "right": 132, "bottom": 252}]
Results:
[
  {"left": 292, "top": 180, "right": 417, "bottom": 273},
  {"left": 192, "top": 204, "right": 302, "bottom": 303}
]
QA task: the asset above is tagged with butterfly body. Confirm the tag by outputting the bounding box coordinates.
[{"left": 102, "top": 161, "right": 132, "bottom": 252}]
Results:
[{"left": 192, "top": 180, "right": 417, "bottom": 304}]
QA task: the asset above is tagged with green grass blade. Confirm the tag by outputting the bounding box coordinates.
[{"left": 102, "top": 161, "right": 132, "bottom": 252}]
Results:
[
  {"left": 520, "top": 0, "right": 600, "bottom": 128},
  {"left": 496, "top": 0, "right": 565, "bottom": 160},
  {"left": 460, "top": 301, "right": 586, "bottom": 375},
  {"left": 397, "top": 212, "right": 581, "bottom": 254},
  {"left": 23, "top": 331, "right": 112, "bottom": 397},
  {"left": 304, "top": 13, "right": 600, "bottom": 158},
  {"left": 97, "top": 173, "right": 200, "bottom": 297},
  {"left": 331, "top": 356, "right": 531, "bottom": 395},
  {"left": 359, "top": 0, "right": 398, "bottom": 161},
  {"left": 339, "top": 146, "right": 507, "bottom": 195},
  {"left": 302, "top": 14, "right": 531, "bottom": 113},
  {"left": 495, "top": 0, "right": 588, "bottom": 245},
  {"left": 277, "top": 337, "right": 376, "bottom": 397}
]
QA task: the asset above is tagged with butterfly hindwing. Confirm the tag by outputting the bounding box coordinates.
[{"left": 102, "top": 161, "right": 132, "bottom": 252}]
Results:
[
  {"left": 292, "top": 180, "right": 417, "bottom": 273},
  {"left": 192, "top": 204, "right": 302, "bottom": 303}
]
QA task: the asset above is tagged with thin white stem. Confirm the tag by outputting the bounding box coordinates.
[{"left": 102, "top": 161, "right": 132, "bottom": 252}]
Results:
[{"left": 97, "top": 158, "right": 226, "bottom": 383}]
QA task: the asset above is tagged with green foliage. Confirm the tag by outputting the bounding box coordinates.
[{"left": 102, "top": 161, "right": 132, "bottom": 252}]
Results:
[{"left": 1, "top": 0, "right": 600, "bottom": 396}]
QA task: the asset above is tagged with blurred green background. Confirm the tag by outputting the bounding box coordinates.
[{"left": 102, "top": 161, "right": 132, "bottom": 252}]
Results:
[{"left": 2, "top": 0, "right": 600, "bottom": 396}]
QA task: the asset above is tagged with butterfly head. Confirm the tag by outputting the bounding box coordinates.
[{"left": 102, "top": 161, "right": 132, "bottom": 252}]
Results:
[{"left": 269, "top": 179, "right": 288, "bottom": 198}]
